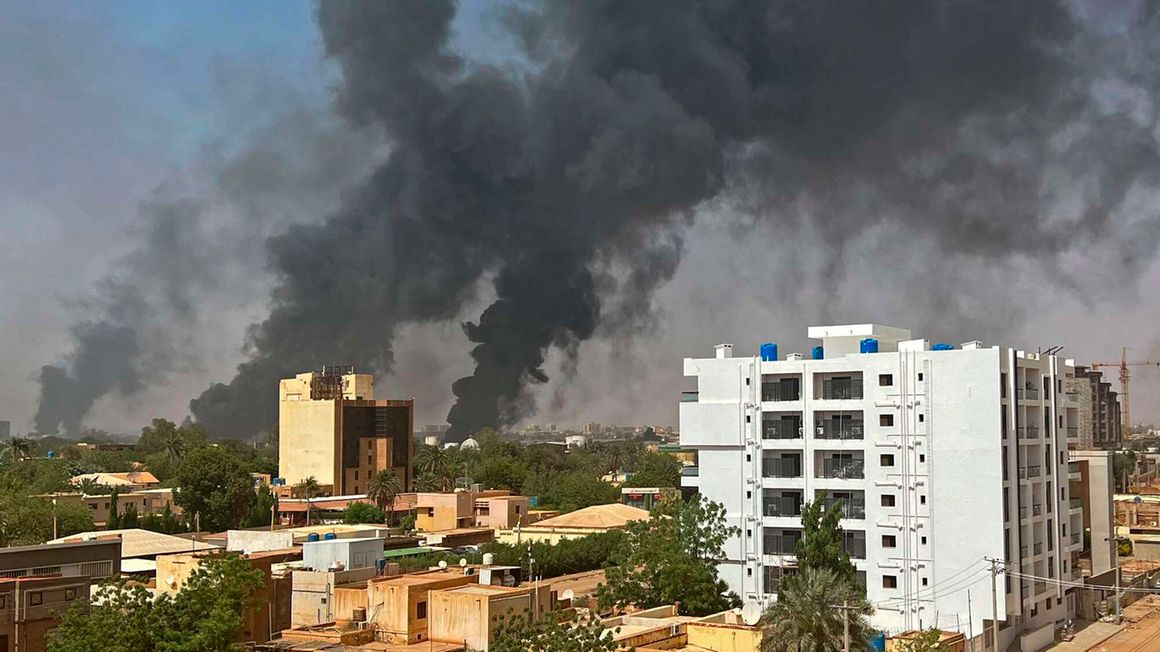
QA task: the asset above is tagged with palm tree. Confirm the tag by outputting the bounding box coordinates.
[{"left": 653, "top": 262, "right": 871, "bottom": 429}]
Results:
[
  {"left": 414, "top": 444, "right": 445, "bottom": 478},
  {"left": 76, "top": 478, "right": 112, "bottom": 495},
  {"left": 760, "top": 567, "right": 874, "bottom": 652},
  {"left": 413, "top": 472, "right": 441, "bottom": 492},
  {"left": 1, "top": 437, "right": 32, "bottom": 462},
  {"left": 162, "top": 429, "right": 186, "bottom": 463},
  {"left": 295, "top": 476, "right": 321, "bottom": 525},
  {"left": 367, "top": 470, "right": 402, "bottom": 525}
]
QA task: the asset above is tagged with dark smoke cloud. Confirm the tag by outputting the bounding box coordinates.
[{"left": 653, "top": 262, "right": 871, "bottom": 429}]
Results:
[
  {"left": 34, "top": 101, "right": 378, "bottom": 435},
  {"left": 191, "top": 0, "right": 1160, "bottom": 441}
]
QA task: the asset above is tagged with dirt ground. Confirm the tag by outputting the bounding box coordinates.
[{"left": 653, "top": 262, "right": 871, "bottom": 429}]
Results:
[{"left": 1084, "top": 594, "right": 1160, "bottom": 651}]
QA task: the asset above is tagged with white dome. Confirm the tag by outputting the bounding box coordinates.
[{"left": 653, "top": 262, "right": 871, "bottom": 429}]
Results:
[{"left": 460, "top": 437, "right": 480, "bottom": 450}]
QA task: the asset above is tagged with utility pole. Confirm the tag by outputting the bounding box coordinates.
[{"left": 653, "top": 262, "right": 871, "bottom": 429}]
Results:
[
  {"left": 986, "top": 558, "right": 1002, "bottom": 652},
  {"left": 967, "top": 589, "right": 974, "bottom": 644},
  {"left": 1106, "top": 536, "right": 1122, "bottom": 623},
  {"left": 843, "top": 598, "right": 850, "bottom": 652}
]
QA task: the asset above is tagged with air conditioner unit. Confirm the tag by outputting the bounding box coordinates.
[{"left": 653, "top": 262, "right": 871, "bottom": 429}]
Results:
[
  {"left": 798, "top": 427, "right": 804, "bottom": 435},
  {"left": 852, "top": 426, "right": 863, "bottom": 436},
  {"left": 816, "top": 427, "right": 825, "bottom": 435}
]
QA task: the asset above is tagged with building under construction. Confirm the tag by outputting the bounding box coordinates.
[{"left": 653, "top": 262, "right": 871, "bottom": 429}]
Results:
[
  {"left": 278, "top": 367, "right": 412, "bottom": 495},
  {"left": 1071, "top": 365, "right": 1122, "bottom": 450}
]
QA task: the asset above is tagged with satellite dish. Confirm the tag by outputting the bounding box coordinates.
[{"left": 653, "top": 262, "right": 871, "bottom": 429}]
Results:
[
  {"left": 438, "top": 560, "right": 448, "bottom": 569},
  {"left": 562, "top": 589, "right": 575, "bottom": 601},
  {"left": 459, "top": 558, "right": 468, "bottom": 567},
  {"left": 741, "top": 601, "right": 762, "bottom": 626}
]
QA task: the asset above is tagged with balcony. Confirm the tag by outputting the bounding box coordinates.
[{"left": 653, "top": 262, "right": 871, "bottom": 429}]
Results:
[
  {"left": 764, "top": 491, "right": 804, "bottom": 518},
  {"left": 821, "top": 377, "right": 863, "bottom": 400},
  {"left": 1067, "top": 427, "right": 1079, "bottom": 439},
  {"left": 763, "top": 417, "right": 803, "bottom": 440},
  {"left": 762, "top": 376, "right": 801, "bottom": 402},
  {"left": 1017, "top": 387, "right": 1040, "bottom": 400},
  {"left": 820, "top": 492, "right": 866, "bottom": 520},
  {"left": 680, "top": 391, "right": 699, "bottom": 403},
  {"left": 1034, "top": 542, "right": 1044, "bottom": 556},
  {"left": 842, "top": 533, "right": 867, "bottom": 560},
  {"left": 815, "top": 419, "right": 865, "bottom": 441},
  {"left": 1071, "top": 533, "right": 1081, "bottom": 545},
  {"left": 818, "top": 458, "right": 865, "bottom": 480},
  {"left": 763, "top": 454, "right": 803, "bottom": 479},
  {"left": 1019, "top": 465, "right": 1042, "bottom": 480},
  {"left": 1032, "top": 503, "right": 1043, "bottom": 516},
  {"left": 1019, "top": 426, "right": 1040, "bottom": 439},
  {"left": 681, "top": 466, "right": 699, "bottom": 477},
  {"left": 1070, "top": 497, "right": 1082, "bottom": 510},
  {"left": 764, "top": 530, "right": 802, "bottom": 556}
]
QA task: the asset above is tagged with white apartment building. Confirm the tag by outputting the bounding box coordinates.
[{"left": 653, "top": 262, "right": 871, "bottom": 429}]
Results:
[{"left": 680, "top": 324, "right": 1083, "bottom": 648}]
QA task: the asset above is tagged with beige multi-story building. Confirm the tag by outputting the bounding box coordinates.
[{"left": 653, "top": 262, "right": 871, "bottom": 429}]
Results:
[{"left": 278, "top": 366, "right": 412, "bottom": 495}]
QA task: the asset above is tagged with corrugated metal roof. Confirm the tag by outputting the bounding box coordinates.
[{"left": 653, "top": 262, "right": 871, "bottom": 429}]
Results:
[{"left": 48, "top": 529, "right": 218, "bottom": 558}]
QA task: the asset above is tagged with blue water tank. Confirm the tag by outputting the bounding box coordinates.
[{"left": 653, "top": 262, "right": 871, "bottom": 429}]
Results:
[
  {"left": 932, "top": 343, "right": 955, "bottom": 351},
  {"left": 375, "top": 558, "right": 387, "bottom": 575},
  {"left": 46, "top": 450, "right": 55, "bottom": 459},
  {"left": 306, "top": 533, "right": 320, "bottom": 542},
  {"left": 860, "top": 338, "right": 879, "bottom": 353},
  {"left": 324, "top": 532, "right": 337, "bottom": 541},
  {"left": 759, "top": 342, "right": 779, "bottom": 362},
  {"left": 869, "top": 632, "right": 886, "bottom": 651},
  {"left": 811, "top": 345, "right": 824, "bottom": 360}
]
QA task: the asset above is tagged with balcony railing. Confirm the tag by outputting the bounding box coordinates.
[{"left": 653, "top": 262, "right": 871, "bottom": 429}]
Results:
[
  {"left": 1071, "top": 533, "right": 1081, "bottom": 545},
  {"left": 1067, "top": 427, "right": 1079, "bottom": 438},
  {"left": 763, "top": 457, "right": 803, "bottom": 479},
  {"left": 1035, "top": 581, "right": 1046, "bottom": 594},
  {"left": 1017, "top": 388, "right": 1040, "bottom": 400},
  {"left": 1019, "top": 426, "right": 1040, "bottom": 439},
  {"left": 681, "top": 466, "right": 699, "bottom": 477},
  {"left": 763, "top": 420, "right": 803, "bottom": 440},
  {"left": 821, "top": 378, "right": 863, "bottom": 400},
  {"left": 1070, "top": 497, "right": 1082, "bottom": 510},
  {"left": 1020, "top": 584, "right": 1030, "bottom": 599},
  {"left": 842, "top": 537, "right": 867, "bottom": 560},
  {"left": 819, "top": 460, "right": 864, "bottom": 480},
  {"left": 1021, "top": 465, "right": 1041, "bottom": 479},
  {"left": 764, "top": 534, "right": 801, "bottom": 556},
  {"left": 822, "top": 499, "right": 866, "bottom": 520},
  {"left": 764, "top": 495, "right": 803, "bottom": 518},
  {"left": 1034, "top": 542, "right": 1044, "bottom": 555},
  {"left": 762, "top": 381, "right": 801, "bottom": 402},
  {"left": 680, "top": 391, "right": 699, "bottom": 403},
  {"left": 815, "top": 420, "right": 865, "bottom": 440},
  {"left": 1032, "top": 503, "right": 1043, "bottom": 516},
  {"left": 1019, "top": 506, "right": 1028, "bottom": 520}
]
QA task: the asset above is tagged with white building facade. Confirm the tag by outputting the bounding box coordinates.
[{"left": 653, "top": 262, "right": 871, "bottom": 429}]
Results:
[{"left": 680, "top": 325, "right": 1082, "bottom": 647}]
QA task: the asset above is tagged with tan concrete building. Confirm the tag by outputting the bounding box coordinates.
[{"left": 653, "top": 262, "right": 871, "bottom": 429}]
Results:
[
  {"left": 495, "top": 503, "right": 649, "bottom": 545},
  {"left": 0, "top": 575, "right": 90, "bottom": 652},
  {"left": 427, "top": 584, "right": 553, "bottom": 651},
  {"left": 278, "top": 366, "right": 413, "bottom": 495},
  {"left": 37, "top": 487, "right": 179, "bottom": 528},
  {"left": 156, "top": 548, "right": 299, "bottom": 645},
  {"left": 367, "top": 570, "right": 480, "bottom": 644}
]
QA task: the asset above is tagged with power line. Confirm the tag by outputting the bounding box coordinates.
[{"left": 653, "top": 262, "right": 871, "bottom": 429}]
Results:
[{"left": 871, "top": 558, "right": 989, "bottom": 607}]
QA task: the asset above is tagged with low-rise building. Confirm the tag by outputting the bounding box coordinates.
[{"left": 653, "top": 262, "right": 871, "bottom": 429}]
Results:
[
  {"left": 367, "top": 569, "right": 480, "bottom": 644},
  {"left": 495, "top": 503, "right": 648, "bottom": 545},
  {"left": 427, "top": 584, "right": 553, "bottom": 651},
  {"left": 69, "top": 471, "right": 160, "bottom": 491},
  {"left": 36, "top": 487, "right": 179, "bottom": 528},
  {"left": 0, "top": 575, "right": 91, "bottom": 652},
  {"left": 0, "top": 539, "right": 121, "bottom": 584},
  {"left": 156, "top": 548, "right": 300, "bottom": 645},
  {"left": 302, "top": 537, "right": 383, "bottom": 573}
]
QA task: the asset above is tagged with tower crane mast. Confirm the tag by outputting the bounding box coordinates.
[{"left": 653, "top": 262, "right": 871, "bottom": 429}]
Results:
[{"left": 1090, "top": 347, "right": 1160, "bottom": 442}]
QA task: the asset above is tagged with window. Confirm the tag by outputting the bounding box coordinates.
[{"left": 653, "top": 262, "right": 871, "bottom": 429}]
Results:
[
  {"left": 880, "top": 414, "right": 894, "bottom": 427},
  {"left": 746, "top": 415, "right": 751, "bottom": 423},
  {"left": 920, "top": 495, "right": 927, "bottom": 505},
  {"left": 64, "top": 588, "right": 76, "bottom": 601},
  {"left": 368, "top": 440, "right": 373, "bottom": 450},
  {"left": 883, "top": 575, "right": 898, "bottom": 589},
  {"left": 367, "top": 455, "right": 372, "bottom": 465},
  {"left": 747, "top": 568, "right": 752, "bottom": 576},
  {"left": 921, "top": 536, "right": 927, "bottom": 545},
  {"left": 354, "top": 470, "right": 359, "bottom": 481},
  {"left": 882, "top": 535, "right": 897, "bottom": 548},
  {"left": 880, "top": 454, "right": 895, "bottom": 467},
  {"left": 879, "top": 374, "right": 893, "bottom": 387},
  {"left": 919, "top": 454, "right": 925, "bottom": 463},
  {"left": 416, "top": 601, "right": 427, "bottom": 619},
  {"left": 881, "top": 494, "right": 896, "bottom": 507},
  {"left": 0, "top": 595, "right": 6, "bottom": 609},
  {"left": 746, "top": 454, "right": 751, "bottom": 462},
  {"left": 922, "top": 577, "right": 928, "bottom": 586},
  {"left": 918, "top": 373, "right": 924, "bottom": 381},
  {"left": 30, "top": 591, "right": 43, "bottom": 606},
  {"left": 918, "top": 413, "right": 925, "bottom": 423}
]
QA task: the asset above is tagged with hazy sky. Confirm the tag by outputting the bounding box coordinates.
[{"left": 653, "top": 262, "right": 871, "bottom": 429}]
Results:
[{"left": 4, "top": 0, "right": 1160, "bottom": 437}]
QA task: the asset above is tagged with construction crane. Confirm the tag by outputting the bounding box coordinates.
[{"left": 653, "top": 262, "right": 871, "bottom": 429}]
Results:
[{"left": 1090, "top": 348, "right": 1160, "bottom": 442}]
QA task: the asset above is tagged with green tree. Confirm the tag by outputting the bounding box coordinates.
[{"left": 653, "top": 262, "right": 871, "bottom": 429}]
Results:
[
  {"left": 626, "top": 450, "right": 682, "bottom": 488},
  {"left": 0, "top": 493, "right": 94, "bottom": 546},
  {"left": 1114, "top": 450, "right": 1137, "bottom": 492},
  {"left": 1, "top": 436, "right": 33, "bottom": 462},
  {"left": 106, "top": 488, "right": 121, "bottom": 530},
  {"left": 598, "top": 495, "right": 740, "bottom": 616},
  {"left": 796, "top": 492, "right": 857, "bottom": 587},
  {"left": 49, "top": 553, "right": 264, "bottom": 652},
  {"left": 76, "top": 478, "right": 113, "bottom": 495},
  {"left": 489, "top": 611, "right": 617, "bottom": 652},
  {"left": 760, "top": 567, "right": 874, "bottom": 652},
  {"left": 893, "top": 628, "right": 944, "bottom": 652},
  {"left": 171, "top": 447, "right": 256, "bottom": 532},
  {"left": 242, "top": 485, "right": 277, "bottom": 528},
  {"left": 120, "top": 503, "right": 139, "bottom": 529},
  {"left": 524, "top": 470, "right": 618, "bottom": 513},
  {"left": 343, "top": 501, "right": 386, "bottom": 524},
  {"left": 367, "top": 469, "right": 402, "bottom": 524},
  {"left": 295, "top": 475, "right": 321, "bottom": 526}
]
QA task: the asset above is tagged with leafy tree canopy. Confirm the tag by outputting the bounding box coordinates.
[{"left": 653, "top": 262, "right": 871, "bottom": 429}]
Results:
[
  {"left": 49, "top": 553, "right": 265, "bottom": 652},
  {"left": 796, "top": 492, "right": 858, "bottom": 587},
  {"left": 343, "top": 501, "right": 386, "bottom": 524},
  {"left": 598, "top": 495, "right": 740, "bottom": 616},
  {"left": 488, "top": 611, "right": 617, "bottom": 652},
  {"left": 171, "top": 447, "right": 256, "bottom": 532},
  {"left": 760, "top": 567, "right": 874, "bottom": 652}
]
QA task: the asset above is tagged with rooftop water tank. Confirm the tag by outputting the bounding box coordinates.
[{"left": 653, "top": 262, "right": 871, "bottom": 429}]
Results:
[
  {"left": 324, "top": 532, "right": 337, "bottom": 540},
  {"left": 46, "top": 450, "right": 55, "bottom": 459},
  {"left": 306, "top": 533, "right": 320, "bottom": 542},
  {"left": 932, "top": 343, "right": 955, "bottom": 351},
  {"left": 759, "top": 342, "right": 778, "bottom": 362},
  {"left": 811, "top": 345, "right": 824, "bottom": 360},
  {"left": 860, "top": 338, "right": 879, "bottom": 354}
]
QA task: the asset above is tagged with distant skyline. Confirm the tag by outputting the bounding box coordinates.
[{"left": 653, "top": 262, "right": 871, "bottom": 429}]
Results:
[{"left": 4, "top": 1, "right": 1160, "bottom": 438}]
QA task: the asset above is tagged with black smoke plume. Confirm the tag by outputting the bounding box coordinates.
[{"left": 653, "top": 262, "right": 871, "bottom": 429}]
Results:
[{"left": 190, "top": 0, "right": 1160, "bottom": 441}]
